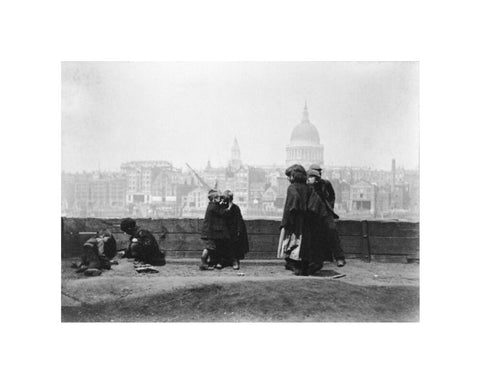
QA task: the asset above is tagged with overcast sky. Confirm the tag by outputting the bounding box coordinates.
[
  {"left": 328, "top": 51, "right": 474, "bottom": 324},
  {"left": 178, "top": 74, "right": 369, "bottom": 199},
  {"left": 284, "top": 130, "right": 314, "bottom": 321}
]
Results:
[{"left": 62, "top": 62, "right": 419, "bottom": 172}]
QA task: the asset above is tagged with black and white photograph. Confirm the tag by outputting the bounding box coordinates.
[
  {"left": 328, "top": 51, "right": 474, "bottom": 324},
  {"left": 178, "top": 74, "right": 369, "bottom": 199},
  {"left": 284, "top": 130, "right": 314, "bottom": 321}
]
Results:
[
  {"left": 61, "top": 61, "right": 419, "bottom": 322},
  {"left": 4, "top": 1, "right": 480, "bottom": 382}
]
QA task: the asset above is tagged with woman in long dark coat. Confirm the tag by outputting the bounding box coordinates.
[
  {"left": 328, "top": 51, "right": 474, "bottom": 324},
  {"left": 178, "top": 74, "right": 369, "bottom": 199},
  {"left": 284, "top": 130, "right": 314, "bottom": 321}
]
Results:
[
  {"left": 222, "top": 190, "right": 249, "bottom": 270},
  {"left": 278, "top": 164, "right": 321, "bottom": 275},
  {"left": 306, "top": 168, "right": 346, "bottom": 268}
]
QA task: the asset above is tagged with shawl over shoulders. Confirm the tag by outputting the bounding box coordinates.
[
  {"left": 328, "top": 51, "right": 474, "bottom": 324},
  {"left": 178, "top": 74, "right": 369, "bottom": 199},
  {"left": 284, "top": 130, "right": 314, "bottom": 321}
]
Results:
[{"left": 281, "top": 182, "right": 312, "bottom": 232}]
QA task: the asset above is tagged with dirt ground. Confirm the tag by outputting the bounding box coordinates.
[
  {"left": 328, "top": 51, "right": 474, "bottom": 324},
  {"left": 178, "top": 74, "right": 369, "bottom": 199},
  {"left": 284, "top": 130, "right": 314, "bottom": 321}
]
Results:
[{"left": 61, "top": 257, "right": 419, "bottom": 322}]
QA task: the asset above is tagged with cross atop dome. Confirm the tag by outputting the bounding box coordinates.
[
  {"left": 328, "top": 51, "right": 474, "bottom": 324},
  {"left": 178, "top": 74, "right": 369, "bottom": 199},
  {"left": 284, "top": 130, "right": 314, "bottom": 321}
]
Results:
[
  {"left": 302, "top": 101, "right": 309, "bottom": 122},
  {"left": 289, "top": 102, "right": 319, "bottom": 144},
  {"left": 232, "top": 137, "right": 240, "bottom": 153}
]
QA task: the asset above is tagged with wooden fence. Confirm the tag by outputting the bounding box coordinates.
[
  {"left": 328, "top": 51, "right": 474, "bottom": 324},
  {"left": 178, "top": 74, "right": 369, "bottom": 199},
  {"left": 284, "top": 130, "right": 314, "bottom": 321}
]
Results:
[{"left": 61, "top": 218, "right": 419, "bottom": 263}]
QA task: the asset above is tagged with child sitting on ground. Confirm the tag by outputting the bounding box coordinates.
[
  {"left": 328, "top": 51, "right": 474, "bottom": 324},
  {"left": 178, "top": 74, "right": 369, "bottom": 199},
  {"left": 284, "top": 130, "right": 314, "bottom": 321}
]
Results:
[{"left": 72, "top": 229, "right": 117, "bottom": 276}]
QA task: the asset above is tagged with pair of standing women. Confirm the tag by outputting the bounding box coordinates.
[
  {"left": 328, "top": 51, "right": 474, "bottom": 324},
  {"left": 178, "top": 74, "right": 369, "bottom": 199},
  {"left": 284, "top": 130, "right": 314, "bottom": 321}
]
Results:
[{"left": 278, "top": 164, "right": 346, "bottom": 276}]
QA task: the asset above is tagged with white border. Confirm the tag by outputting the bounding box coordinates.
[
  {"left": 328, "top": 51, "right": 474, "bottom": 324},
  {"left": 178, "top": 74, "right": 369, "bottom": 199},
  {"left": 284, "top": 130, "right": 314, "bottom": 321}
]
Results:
[{"left": 3, "top": 1, "right": 479, "bottom": 382}]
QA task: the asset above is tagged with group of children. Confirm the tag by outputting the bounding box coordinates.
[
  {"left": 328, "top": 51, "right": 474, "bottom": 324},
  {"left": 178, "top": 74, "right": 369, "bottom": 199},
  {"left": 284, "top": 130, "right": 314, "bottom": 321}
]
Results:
[
  {"left": 199, "top": 189, "right": 249, "bottom": 270},
  {"left": 72, "top": 164, "right": 345, "bottom": 277},
  {"left": 71, "top": 218, "right": 166, "bottom": 276},
  {"left": 71, "top": 190, "right": 248, "bottom": 276}
]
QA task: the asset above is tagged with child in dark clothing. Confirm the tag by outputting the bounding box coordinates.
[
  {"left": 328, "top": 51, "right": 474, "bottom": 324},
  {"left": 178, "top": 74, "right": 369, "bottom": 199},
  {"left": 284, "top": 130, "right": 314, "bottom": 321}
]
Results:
[{"left": 199, "top": 189, "right": 232, "bottom": 270}]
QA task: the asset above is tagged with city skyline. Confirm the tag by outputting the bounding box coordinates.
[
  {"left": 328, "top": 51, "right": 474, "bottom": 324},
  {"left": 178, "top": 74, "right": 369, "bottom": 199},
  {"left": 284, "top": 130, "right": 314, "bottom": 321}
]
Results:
[
  {"left": 62, "top": 62, "right": 419, "bottom": 173},
  {"left": 61, "top": 155, "right": 418, "bottom": 175},
  {"left": 62, "top": 155, "right": 419, "bottom": 221}
]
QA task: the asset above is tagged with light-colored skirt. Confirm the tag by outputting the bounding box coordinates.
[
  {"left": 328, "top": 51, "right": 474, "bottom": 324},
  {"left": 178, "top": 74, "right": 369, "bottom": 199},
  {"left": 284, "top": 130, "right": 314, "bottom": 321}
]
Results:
[{"left": 277, "top": 227, "right": 302, "bottom": 260}]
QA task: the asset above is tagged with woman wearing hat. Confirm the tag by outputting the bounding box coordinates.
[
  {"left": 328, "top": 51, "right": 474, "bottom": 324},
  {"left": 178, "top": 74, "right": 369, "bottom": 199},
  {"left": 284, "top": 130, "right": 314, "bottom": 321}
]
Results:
[
  {"left": 278, "top": 164, "right": 318, "bottom": 275},
  {"left": 306, "top": 168, "right": 346, "bottom": 268}
]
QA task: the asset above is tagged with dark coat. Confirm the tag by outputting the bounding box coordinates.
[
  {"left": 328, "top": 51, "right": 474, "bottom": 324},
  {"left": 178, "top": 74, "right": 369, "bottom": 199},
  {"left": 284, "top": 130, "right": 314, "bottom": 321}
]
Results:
[
  {"left": 313, "top": 181, "right": 339, "bottom": 219},
  {"left": 281, "top": 182, "right": 320, "bottom": 262},
  {"left": 200, "top": 201, "right": 231, "bottom": 240},
  {"left": 101, "top": 234, "right": 117, "bottom": 260},
  {"left": 281, "top": 182, "right": 311, "bottom": 235},
  {"left": 225, "top": 203, "right": 249, "bottom": 259},
  {"left": 318, "top": 179, "right": 336, "bottom": 210},
  {"left": 310, "top": 181, "right": 341, "bottom": 263},
  {"left": 82, "top": 232, "right": 116, "bottom": 270},
  {"left": 126, "top": 228, "right": 166, "bottom": 266}
]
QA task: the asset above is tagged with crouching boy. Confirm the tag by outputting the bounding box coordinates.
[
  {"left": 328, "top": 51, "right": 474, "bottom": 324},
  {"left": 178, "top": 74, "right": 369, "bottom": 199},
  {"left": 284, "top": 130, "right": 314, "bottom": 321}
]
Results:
[
  {"left": 120, "top": 218, "right": 166, "bottom": 266},
  {"left": 72, "top": 229, "right": 117, "bottom": 276}
]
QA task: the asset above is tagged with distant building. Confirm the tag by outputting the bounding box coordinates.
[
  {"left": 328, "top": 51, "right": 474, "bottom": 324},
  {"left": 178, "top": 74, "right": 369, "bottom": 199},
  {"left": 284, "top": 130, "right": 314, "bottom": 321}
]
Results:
[
  {"left": 262, "top": 185, "right": 279, "bottom": 211},
  {"left": 286, "top": 102, "right": 324, "bottom": 168},
  {"left": 391, "top": 183, "right": 410, "bottom": 210},
  {"left": 325, "top": 166, "right": 377, "bottom": 185},
  {"left": 350, "top": 180, "right": 377, "bottom": 215},
  {"left": 198, "top": 139, "right": 250, "bottom": 211},
  {"left": 61, "top": 172, "right": 77, "bottom": 214},
  {"left": 276, "top": 175, "right": 289, "bottom": 199},
  {"left": 202, "top": 162, "right": 226, "bottom": 190},
  {"left": 404, "top": 170, "right": 419, "bottom": 215},
  {"left": 61, "top": 172, "right": 127, "bottom": 217},
  {"left": 374, "top": 184, "right": 391, "bottom": 219},
  {"left": 229, "top": 137, "right": 242, "bottom": 171},
  {"left": 122, "top": 161, "right": 173, "bottom": 204},
  {"left": 224, "top": 167, "right": 249, "bottom": 210},
  {"left": 89, "top": 175, "right": 109, "bottom": 210},
  {"left": 335, "top": 180, "right": 351, "bottom": 213},
  {"left": 108, "top": 175, "right": 127, "bottom": 209},
  {"left": 181, "top": 187, "right": 209, "bottom": 217},
  {"left": 121, "top": 161, "right": 183, "bottom": 217},
  {"left": 248, "top": 167, "right": 267, "bottom": 212}
]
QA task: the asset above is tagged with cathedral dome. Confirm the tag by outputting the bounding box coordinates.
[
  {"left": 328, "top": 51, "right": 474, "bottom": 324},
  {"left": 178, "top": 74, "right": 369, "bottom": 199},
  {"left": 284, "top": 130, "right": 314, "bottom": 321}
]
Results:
[
  {"left": 290, "top": 121, "right": 320, "bottom": 143},
  {"left": 289, "top": 103, "right": 320, "bottom": 144},
  {"left": 286, "top": 102, "right": 324, "bottom": 168}
]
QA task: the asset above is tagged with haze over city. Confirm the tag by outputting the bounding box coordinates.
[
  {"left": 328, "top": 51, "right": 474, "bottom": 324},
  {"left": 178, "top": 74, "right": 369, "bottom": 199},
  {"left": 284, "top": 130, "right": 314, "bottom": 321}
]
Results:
[{"left": 62, "top": 62, "right": 419, "bottom": 173}]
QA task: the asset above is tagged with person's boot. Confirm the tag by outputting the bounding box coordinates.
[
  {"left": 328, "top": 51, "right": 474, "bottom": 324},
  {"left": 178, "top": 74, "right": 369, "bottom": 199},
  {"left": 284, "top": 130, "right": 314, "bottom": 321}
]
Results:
[
  {"left": 285, "top": 258, "right": 295, "bottom": 271},
  {"left": 293, "top": 267, "right": 308, "bottom": 276},
  {"left": 75, "top": 265, "right": 88, "bottom": 273},
  {"left": 233, "top": 260, "right": 240, "bottom": 270},
  {"left": 293, "top": 261, "right": 308, "bottom": 276},
  {"left": 308, "top": 261, "right": 324, "bottom": 276},
  {"left": 199, "top": 251, "right": 209, "bottom": 270},
  {"left": 336, "top": 259, "right": 346, "bottom": 267},
  {"left": 84, "top": 268, "right": 102, "bottom": 277}
]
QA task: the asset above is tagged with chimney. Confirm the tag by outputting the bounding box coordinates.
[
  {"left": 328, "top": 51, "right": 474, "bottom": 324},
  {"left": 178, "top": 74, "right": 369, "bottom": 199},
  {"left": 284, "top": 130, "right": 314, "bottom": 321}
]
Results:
[{"left": 391, "top": 159, "right": 396, "bottom": 188}]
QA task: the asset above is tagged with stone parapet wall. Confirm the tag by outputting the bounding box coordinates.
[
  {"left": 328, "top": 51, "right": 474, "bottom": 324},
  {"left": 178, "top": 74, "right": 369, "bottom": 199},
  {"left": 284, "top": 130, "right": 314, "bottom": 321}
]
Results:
[{"left": 61, "top": 218, "right": 419, "bottom": 263}]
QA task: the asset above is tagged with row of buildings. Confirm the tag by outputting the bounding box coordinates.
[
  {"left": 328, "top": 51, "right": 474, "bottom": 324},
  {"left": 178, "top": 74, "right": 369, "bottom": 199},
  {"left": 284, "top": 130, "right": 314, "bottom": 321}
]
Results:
[{"left": 62, "top": 104, "right": 419, "bottom": 220}]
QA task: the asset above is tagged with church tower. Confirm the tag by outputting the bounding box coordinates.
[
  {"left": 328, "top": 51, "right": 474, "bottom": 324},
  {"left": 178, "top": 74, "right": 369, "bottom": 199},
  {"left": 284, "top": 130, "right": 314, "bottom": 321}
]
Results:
[
  {"left": 229, "top": 137, "right": 242, "bottom": 170},
  {"left": 285, "top": 102, "right": 324, "bottom": 168}
]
